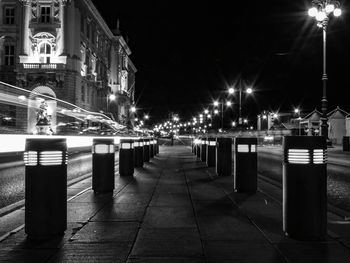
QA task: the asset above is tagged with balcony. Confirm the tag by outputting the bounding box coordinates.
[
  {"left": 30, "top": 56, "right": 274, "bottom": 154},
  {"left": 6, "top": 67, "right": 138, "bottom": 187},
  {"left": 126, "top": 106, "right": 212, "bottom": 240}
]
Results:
[{"left": 19, "top": 63, "right": 66, "bottom": 71}]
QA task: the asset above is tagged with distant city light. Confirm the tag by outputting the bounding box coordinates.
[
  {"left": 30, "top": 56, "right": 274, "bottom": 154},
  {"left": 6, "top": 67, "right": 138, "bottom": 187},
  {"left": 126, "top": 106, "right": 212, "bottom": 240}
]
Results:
[
  {"left": 213, "top": 101, "right": 219, "bottom": 107},
  {"left": 228, "top": 87, "right": 235, "bottom": 94}
]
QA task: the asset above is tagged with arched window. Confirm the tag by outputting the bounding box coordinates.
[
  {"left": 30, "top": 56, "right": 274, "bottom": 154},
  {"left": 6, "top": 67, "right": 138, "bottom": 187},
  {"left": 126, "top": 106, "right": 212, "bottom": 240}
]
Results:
[{"left": 39, "top": 42, "right": 51, "bottom": 63}]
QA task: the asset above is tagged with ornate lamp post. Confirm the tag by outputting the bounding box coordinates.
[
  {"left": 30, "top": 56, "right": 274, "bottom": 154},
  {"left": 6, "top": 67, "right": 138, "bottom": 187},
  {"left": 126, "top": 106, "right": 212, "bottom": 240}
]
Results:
[{"left": 308, "top": 0, "right": 341, "bottom": 140}]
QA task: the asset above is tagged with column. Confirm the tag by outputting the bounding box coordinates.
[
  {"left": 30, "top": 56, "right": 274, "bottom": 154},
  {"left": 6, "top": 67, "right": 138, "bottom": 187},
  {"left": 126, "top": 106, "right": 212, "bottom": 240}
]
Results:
[{"left": 21, "top": 0, "right": 31, "bottom": 56}]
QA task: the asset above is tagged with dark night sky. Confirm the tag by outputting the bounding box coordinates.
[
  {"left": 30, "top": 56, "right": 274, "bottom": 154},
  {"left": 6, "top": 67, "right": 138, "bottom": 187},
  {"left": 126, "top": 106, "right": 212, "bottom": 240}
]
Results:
[{"left": 92, "top": 0, "right": 350, "bottom": 124}]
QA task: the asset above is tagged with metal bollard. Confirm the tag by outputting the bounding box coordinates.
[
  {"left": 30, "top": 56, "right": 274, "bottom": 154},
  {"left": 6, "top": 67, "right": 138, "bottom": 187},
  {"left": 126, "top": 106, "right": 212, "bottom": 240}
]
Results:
[
  {"left": 24, "top": 138, "right": 68, "bottom": 239},
  {"left": 196, "top": 137, "right": 201, "bottom": 159},
  {"left": 193, "top": 138, "right": 197, "bottom": 155},
  {"left": 92, "top": 138, "right": 115, "bottom": 193},
  {"left": 150, "top": 138, "right": 155, "bottom": 158},
  {"left": 143, "top": 138, "right": 150, "bottom": 162},
  {"left": 119, "top": 139, "right": 134, "bottom": 176},
  {"left": 216, "top": 137, "right": 232, "bottom": 176},
  {"left": 206, "top": 137, "right": 216, "bottom": 167},
  {"left": 201, "top": 138, "right": 207, "bottom": 162},
  {"left": 283, "top": 136, "right": 327, "bottom": 240},
  {"left": 134, "top": 138, "right": 144, "bottom": 168},
  {"left": 153, "top": 139, "right": 158, "bottom": 156},
  {"left": 234, "top": 137, "right": 258, "bottom": 192},
  {"left": 155, "top": 138, "right": 159, "bottom": 155}
]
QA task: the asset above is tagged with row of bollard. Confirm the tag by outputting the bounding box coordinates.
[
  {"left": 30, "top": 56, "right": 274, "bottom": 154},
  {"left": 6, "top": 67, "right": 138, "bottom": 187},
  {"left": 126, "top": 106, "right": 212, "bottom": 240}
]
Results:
[
  {"left": 192, "top": 135, "right": 327, "bottom": 241},
  {"left": 192, "top": 136, "right": 257, "bottom": 192},
  {"left": 23, "top": 137, "right": 159, "bottom": 240}
]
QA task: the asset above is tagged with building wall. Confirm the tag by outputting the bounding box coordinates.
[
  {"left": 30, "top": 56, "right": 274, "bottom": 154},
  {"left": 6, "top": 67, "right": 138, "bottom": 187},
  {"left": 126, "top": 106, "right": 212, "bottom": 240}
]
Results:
[{"left": 0, "top": 0, "right": 136, "bottom": 133}]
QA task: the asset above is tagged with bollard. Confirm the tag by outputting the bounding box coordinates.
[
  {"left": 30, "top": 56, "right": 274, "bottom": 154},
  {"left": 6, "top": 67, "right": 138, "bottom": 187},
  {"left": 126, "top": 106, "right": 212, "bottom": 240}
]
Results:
[
  {"left": 201, "top": 138, "right": 207, "bottom": 162},
  {"left": 191, "top": 138, "right": 195, "bottom": 154},
  {"left": 206, "top": 137, "right": 216, "bottom": 167},
  {"left": 196, "top": 137, "right": 201, "bottom": 159},
  {"left": 134, "top": 139, "right": 144, "bottom": 168},
  {"left": 119, "top": 139, "right": 134, "bottom": 176},
  {"left": 216, "top": 137, "right": 232, "bottom": 176},
  {"left": 234, "top": 137, "right": 257, "bottom": 192},
  {"left": 153, "top": 139, "right": 158, "bottom": 156},
  {"left": 143, "top": 138, "right": 150, "bottom": 162},
  {"left": 283, "top": 136, "right": 327, "bottom": 240},
  {"left": 92, "top": 138, "right": 115, "bottom": 193},
  {"left": 156, "top": 138, "right": 159, "bottom": 155},
  {"left": 193, "top": 138, "right": 198, "bottom": 155},
  {"left": 150, "top": 138, "right": 155, "bottom": 158},
  {"left": 343, "top": 136, "right": 350, "bottom": 152},
  {"left": 24, "top": 138, "right": 68, "bottom": 239}
]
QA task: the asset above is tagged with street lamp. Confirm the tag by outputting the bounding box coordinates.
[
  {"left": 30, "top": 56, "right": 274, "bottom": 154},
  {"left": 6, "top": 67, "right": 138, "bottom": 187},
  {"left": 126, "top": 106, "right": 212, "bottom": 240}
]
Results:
[
  {"left": 213, "top": 100, "right": 232, "bottom": 130},
  {"left": 228, "top": 83, "right": 253, "bottom": 125},
  {"left": 294, "top": 108, "right": 301, "bottom": 135},
  {"left": 308, "top": 0, "right": 341, "bottom": 141}
]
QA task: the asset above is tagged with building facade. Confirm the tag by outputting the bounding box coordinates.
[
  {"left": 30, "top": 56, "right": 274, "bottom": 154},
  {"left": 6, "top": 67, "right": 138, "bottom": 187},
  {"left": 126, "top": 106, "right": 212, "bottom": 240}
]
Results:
[{"left": 0, "top": 0, "right": 136, "bottom": 134}]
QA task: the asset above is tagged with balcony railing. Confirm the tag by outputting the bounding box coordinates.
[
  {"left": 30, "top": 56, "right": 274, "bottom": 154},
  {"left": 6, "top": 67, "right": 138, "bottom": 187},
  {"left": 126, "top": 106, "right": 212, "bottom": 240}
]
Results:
[{"left": 20, "top": 63, "right": 66, "bottom": 70}]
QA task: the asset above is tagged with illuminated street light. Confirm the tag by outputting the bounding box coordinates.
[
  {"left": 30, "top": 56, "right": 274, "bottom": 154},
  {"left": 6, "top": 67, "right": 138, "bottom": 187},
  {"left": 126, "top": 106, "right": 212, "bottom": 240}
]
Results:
[
  {"left": 214, "top": 109, "right": 219, "bottom": 115},
  {"left": 144, "top": 114, "right": 149, "bottom": 120},
  {"left": 308, "top": 0, "right": 341, "bottom": 141},
  {"left": 228, "top": 87, "right": 235, "bottom": 94},
  {"left": 204, "top": 109, "right": 209, "bottom": 114},
  {"left": 232, "top": 121, "right": 236, "bottom": 127},
  {"left": 213, "top": 101, "right": 219, "bottom": 107},
  {"left": 294, "top": 108, "right": 300, "bottom": 114},
  {"left": 226, "top": 101, "right": 232, "bottom": 107},
  {"left": 130, "top": 106, "right": 136, "bottom": 113},
  {"left": 246, "top": 87, "right": 253, "bottom": 94}
]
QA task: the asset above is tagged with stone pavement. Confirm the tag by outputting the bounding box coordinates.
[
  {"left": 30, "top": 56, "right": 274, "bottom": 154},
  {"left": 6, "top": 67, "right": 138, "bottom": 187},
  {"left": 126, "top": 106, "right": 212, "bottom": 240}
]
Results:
[{"left": 1, "top": 146, "right": 350, "bottom": 262}]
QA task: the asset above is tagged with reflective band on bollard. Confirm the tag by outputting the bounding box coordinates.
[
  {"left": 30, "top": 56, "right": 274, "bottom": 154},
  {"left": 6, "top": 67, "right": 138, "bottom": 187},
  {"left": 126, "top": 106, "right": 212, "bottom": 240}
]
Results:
[
  {"left": 92, "top": 138, "right": 115, "bottom": 193},
  {"left": 119, "top": 139, "right": 135, "bottom": 176},
  {"left": 234, "top": 137, "right": 258, "bottom": 192},
  {"left": 24, "top": 138, "right": 67, "bottom": 239},
  {"left": 206, "top": 137, "right": 216, "bottom": 167},
  {"left": 143, "top": 138, "right": 150, "bottom": 162},
  {"left": 201, "top": 139, "right": 207, "bottom": 162},
  {"left": 283, "top": 136, "right": 327, "bottom": 240},
  {"left": 134, "top": 139, "right": 144, "bottom": 168},
  {"left": 216, "top": 137, "right": 232, "bottom": 176}
]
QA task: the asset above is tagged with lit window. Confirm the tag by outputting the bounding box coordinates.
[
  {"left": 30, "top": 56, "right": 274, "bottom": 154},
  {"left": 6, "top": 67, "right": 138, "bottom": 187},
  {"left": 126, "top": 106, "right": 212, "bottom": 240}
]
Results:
[
  {"left": 4, "top": 7, "right": 15, "bottom": 25},
  {"left": 4, "top": 44, "right": 15, "bottom": 66},
  {"left": 39, "top": 43, "right": 51, "bottom": 64},
  {"left": 40, "top": 6, "right": 51, "bottom": 23}
]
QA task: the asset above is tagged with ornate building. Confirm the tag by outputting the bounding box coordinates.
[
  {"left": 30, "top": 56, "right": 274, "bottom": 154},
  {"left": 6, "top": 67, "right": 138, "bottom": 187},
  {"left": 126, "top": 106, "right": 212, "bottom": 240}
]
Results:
[{"left": 0, "top": 0, "right": 136, "bottom": 133}]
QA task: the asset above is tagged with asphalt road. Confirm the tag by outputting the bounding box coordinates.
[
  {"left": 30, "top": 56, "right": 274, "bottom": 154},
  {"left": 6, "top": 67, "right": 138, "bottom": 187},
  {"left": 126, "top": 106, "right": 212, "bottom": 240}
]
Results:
[
  {"left": 258, "top": 145, "right": 350, "bottom": 212},
  {"left": 0, "top": 150, "right": 119, "bottom": 210}
]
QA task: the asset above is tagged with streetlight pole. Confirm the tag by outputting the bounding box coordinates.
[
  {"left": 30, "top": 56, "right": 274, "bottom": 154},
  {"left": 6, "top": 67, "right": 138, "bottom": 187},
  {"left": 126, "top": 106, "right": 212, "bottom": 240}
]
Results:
[{"left": 308, "top": 0, "right": 341, "bottom": 141}]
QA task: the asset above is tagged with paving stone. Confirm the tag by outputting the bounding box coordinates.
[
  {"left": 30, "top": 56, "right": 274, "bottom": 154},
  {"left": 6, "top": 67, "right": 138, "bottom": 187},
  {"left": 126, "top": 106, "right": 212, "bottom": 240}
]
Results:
[
  {"left": 0, "top": 248, "right": 57, "bottom": 263},
  {"left": 150, "top": 193, "right": 192, "bottom": 207},
  {"left": 67, "top": 202, "right": 103, "bottom": 223},
  {"left": 277, "top": 242, "right": 350, "bottom": 263},
  {"left": 68, "top": 190, "right": 114, "bottom": 204},
  {"left": 197, "top": 215, "right": 266, "bottom": 241},
  {"left": 91, "top": 203, "right": 147, "bottom": 222},
  {"left": 131, "top": 228, "right": 202, "bottom": 257},
  {"left": 48, "top": 242, "right": 132, "bottom": 263},
  {"left": 203, "top": 240, "right": 286, "bottom": 263},
  {"left": 114, "top": 192, "right": 153, "bottom": 205},
  {"left": 143, "top": 206, "right": 197, "bottom": 228},
  {"left": 71, "top": 221, "right": 139, "bottom": 242},
  {"left": 154, "top": 184, "right": 189, "bottom": 194}
]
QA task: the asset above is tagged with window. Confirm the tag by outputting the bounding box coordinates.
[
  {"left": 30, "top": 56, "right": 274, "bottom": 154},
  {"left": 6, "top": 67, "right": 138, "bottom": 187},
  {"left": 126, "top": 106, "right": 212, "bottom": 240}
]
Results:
[
  {"left": 4, "top": 7, "right": 15, "bottom": 25},
  {"left": 40, "top": 6, "right": 51, "bottom": 23},
  {"left": 4, "top": 44, "right": 15, "bottom": 66},
  {"left": 39, "top": 43, "right": 51, "bottom": 63}
]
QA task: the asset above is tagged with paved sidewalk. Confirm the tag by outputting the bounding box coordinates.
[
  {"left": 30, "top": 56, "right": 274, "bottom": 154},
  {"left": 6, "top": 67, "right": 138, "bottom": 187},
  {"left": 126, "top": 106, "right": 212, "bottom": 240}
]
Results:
[{"left": 1, "top": 146, "right": 350, "bottom": 262}]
